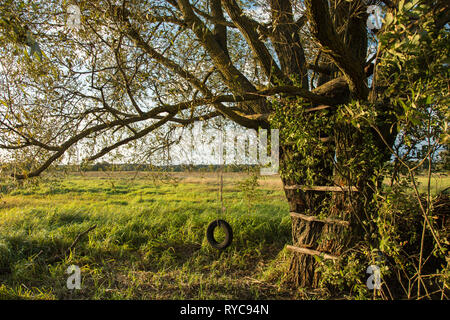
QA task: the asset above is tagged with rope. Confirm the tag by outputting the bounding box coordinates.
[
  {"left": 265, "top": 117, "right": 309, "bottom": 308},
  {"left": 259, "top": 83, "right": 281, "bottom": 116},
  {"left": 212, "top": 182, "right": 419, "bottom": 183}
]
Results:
[{"left": 218, "top": 120, "right": 225, "bottom": 215}]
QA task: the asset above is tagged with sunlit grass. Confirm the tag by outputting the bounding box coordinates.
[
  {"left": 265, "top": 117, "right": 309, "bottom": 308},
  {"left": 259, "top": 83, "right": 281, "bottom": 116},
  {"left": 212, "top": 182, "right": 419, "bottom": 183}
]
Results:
[
  {"left": 382, "top": 173, "right": 449, "bottom": 195},
  {"left": 0, "top": 171, "right": 447, "bottom": 300},
  {"left": 0, "top": 172, "right": 296, "bottom": 300}
]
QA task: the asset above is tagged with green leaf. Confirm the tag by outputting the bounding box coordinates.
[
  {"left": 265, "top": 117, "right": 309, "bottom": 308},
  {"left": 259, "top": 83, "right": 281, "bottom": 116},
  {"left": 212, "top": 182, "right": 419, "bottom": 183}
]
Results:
[
  {"left": 384, "top": 12, "right": 394, "bottom": 26},
  {"left": 313, "top": 255, "right": 323, "bottom": 263}
]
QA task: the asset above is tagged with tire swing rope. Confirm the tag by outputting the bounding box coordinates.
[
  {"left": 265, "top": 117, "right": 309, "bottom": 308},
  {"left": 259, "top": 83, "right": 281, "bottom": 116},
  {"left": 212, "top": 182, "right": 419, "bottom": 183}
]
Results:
[{"left": 206, "top": 124, "right": 233, "bottom": 250}]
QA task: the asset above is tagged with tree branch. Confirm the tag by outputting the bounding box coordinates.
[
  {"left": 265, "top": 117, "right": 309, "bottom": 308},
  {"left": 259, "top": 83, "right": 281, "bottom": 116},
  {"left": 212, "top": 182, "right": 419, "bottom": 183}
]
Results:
[
  {"left": 304, "top": 0, "right": 368, "bottom": 99},
  {"left": 87, "top": 112, "right": 176, "bottom": 161},
  {"left": 222, "top": 0, "right": 290, "bottom": 85}
]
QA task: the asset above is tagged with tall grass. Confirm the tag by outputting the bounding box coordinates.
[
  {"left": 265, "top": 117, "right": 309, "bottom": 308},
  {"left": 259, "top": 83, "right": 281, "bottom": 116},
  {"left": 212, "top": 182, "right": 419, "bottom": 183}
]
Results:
[
  {"left": 1, "top": 172, "right": 447, "bottom": 299},
  {"left": 0, "top": 173, "right": 298, "bottom": 300}
]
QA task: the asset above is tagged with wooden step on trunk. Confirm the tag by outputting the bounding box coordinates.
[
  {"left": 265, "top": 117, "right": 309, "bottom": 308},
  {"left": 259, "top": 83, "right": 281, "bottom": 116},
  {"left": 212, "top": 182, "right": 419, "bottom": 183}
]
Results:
[
  {"left": 290, "top": 212, "right": 350, "bottom": 227},
  {"left": 286, "top": 245, "right": 339, "bottom": 260},
  {"left": 284, "top": 185, "right": 358, "bottom": 192}
]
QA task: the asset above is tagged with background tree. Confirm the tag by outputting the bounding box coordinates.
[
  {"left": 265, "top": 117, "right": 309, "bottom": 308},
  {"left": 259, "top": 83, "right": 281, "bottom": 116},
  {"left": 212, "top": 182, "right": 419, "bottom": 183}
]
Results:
[{"left": 0, "top": 0, "right": 448, "bottom": 290}]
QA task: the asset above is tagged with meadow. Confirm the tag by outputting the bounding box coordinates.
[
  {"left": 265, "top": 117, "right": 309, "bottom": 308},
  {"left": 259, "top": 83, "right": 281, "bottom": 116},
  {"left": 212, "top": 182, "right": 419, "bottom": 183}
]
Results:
[
  {"left": 0, "top": 171, "right": 300, "bottom": 300},
  {"left": 0, "top": 171, "right": 448, "bottom": 300}
]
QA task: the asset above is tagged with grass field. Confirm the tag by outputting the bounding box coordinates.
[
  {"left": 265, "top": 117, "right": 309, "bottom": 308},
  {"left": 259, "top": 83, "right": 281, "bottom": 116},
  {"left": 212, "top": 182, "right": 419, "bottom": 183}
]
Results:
[
  {"left": 0, "top": 171, "right": 448, "bottom": 300},
  {"left": 0, "top": 172, "right": 301, "bottom": 300}
]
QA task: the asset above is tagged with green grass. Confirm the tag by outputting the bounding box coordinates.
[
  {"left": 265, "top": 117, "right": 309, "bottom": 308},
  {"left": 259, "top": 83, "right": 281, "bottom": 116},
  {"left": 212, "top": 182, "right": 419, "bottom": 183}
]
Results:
[
  {"left": 414, "top": 173, "right": 449, "bottom": 194},
  {"left": 0, "top": 173, "right": 302, "bottom": 300},
  {"left": 1, "top": 171, "right": 447, "bottom": 300}
]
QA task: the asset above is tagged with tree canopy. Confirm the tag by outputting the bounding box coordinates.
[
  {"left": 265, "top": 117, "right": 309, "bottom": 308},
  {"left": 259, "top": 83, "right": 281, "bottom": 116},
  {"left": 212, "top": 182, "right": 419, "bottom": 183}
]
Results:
[{"left": 0, "top": 0, "right": 426, "bottom": 177}]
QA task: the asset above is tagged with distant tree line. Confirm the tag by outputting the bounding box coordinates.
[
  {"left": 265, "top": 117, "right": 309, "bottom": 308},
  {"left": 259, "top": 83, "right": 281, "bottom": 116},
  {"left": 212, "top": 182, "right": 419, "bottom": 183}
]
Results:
[{"left": 56, "top": 162, "right": 260, "bottom": 173}]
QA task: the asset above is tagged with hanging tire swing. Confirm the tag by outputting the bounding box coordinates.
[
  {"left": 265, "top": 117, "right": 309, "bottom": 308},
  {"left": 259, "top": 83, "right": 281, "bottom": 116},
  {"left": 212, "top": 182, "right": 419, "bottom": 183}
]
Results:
[
  {"left": 206, "top": 123, "right": 233, "bottom": 250},
  {"left": 206, "top": 219, "right": 233, "bottom": 250}
]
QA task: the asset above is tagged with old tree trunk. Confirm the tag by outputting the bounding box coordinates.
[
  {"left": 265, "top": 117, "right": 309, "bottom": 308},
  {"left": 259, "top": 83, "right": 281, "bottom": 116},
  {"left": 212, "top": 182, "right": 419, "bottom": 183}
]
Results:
[
  {"left": 273, "top": 1, "right": 398, "bottom": 288},
  {"left": 280, "top": 123, "right": 396, "bottom": 288}
]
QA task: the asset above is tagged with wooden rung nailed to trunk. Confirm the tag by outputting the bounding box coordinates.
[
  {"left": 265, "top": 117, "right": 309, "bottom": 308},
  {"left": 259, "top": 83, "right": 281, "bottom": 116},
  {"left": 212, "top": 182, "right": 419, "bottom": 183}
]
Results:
[
  {"left": 286, "top": 245, "right": 339, "bottom": 260},
  {"left": 319, "top": 136, "right": 333, "bottom": 142},
  {"left": 290, "top": 212, "right": 350, "bottom": 227},
  {"left": 305, "top": 105, "right": 332, "bottom": 113},
  {"left": 284, "top": 185, "right": 358, "bottom": 192}
]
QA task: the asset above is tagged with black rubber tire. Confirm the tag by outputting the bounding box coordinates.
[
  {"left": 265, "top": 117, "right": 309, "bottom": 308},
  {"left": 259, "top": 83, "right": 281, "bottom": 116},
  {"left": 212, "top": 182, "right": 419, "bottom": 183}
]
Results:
[{"left": 206, "top": 219, "right": 233, "bottom": 250}]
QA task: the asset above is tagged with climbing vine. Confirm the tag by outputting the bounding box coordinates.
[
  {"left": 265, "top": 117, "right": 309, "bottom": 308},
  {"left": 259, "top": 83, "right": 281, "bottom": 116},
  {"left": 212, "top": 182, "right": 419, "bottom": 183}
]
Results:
[{"left": 271, "top": 0, "right": 449, "bottom": 299}]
